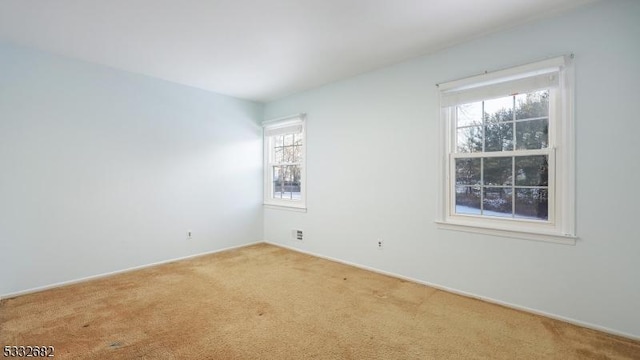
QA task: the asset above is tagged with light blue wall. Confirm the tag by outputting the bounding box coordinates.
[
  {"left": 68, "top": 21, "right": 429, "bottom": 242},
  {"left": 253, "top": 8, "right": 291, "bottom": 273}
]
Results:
[
  {"left": 0, "top": 43, "right": 264, "bottom": 296},
  {"left": 264, "top": 0, "right": 640, "bottom": 337}
]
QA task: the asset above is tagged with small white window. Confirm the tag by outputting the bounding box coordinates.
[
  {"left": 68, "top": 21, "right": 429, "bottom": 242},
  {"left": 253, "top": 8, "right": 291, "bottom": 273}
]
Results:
[
  {"left": 436, "top": 56, "right": 576, "bottom": 244},
  {"left": 263, "top": 114, "right": 306, "bottom": 210}
]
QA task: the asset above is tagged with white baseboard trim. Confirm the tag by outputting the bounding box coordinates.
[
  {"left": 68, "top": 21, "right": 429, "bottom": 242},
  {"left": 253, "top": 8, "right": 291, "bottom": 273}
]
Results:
[
  {"left": 0, "top": 241, "right": 262, "bottom": 300},
  {"left": 266, "top": 241, "right": 640, "bottom": 342}
]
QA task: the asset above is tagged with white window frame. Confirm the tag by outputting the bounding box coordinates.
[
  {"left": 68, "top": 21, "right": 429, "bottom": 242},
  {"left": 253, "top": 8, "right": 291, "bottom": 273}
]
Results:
[
  {"left": 263, "top": 114, "right": 307, "bottom": 211},
  {"left": 436, "top": 56, "right": 576, "bottom": 245}
]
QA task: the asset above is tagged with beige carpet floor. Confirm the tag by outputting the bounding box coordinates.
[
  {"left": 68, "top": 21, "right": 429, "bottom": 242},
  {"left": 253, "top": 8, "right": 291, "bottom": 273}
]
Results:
[{"left": 1, "top": 243, "right": 639, "bottom": 359}]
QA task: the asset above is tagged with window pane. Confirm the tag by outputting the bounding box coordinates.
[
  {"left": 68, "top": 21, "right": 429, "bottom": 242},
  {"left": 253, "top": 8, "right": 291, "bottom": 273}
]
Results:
[
  {"left": 282, "top": 145, "right": 293, "bottom": 163},
  {"left": 484, "top": 96, "right": 513, "bottom": 123},
  {"left": 483, "top": 157, "right": 512, "bottom": 186},
  {"left": 456, "top": 126, "right": 482, "bottom": 153},
  {"left": 455, "top": 185, "right": 481, "bottom": 215},
  {"left": 275, "top": 135, "right": 284, "bottom": 151},
  {"left": 290, "top": 165, "right": 301, "bottom": 200},
  {"left": 457, "top": 102, "right": 482, "bottom": 127},
  {"left": 274, "top": 146, "right": 283, "bottom": 163},
  {"left": 272, "top": 165, "right": 301, "bottom": 200},
  {"left": 515, "top": 188, "right": 548, "bottom": 220},
  {"left": 516, "top": 90, "right": 549, "bottom": 120},
  {"left": 516, "top": 119, "right": 548, "bottom": 150},
  {"left": 484, "top": 122, "right": 513, "bottom": 152},
  {"left": 483, "top": 187, "right": 512, "bottom": 217},
  {"left": 515, "top": 155, "right": 548, "bottom": 186},
  {"left": 455, "top": 158, "right": 481, "bottom": 185},
  {"left": 284, "top": 133, "right": 294, "bottom": 146},
  {"left": 284, "top": 165, "right": 293, "bottom": 199},
  {"left": 272, "top": 166, "right": 283, "bottom": 199},
  {"left": 293, "top": 144, "right": 302, "bottom": 163}
]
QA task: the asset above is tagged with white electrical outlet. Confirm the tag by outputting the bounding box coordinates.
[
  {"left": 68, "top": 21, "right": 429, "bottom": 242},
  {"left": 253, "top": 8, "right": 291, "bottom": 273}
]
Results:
[
  {"left": 377, "top": 239, "right": 383, "bottom": 250},
  {"left": 187, "top": 230, "right": 192, "bottom": 240}
]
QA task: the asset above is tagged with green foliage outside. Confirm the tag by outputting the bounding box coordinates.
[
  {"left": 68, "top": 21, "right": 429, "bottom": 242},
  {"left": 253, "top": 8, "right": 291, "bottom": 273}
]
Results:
[{"left": 455, "top": 91, "right": 549, "bottom": 219}]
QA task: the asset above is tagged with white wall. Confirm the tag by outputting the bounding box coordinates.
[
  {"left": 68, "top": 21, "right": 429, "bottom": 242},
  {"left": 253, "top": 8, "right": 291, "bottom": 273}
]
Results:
[
  {"left": 0, "top": 43, "right": 263, "bottom": 297},
  {"left": 264, "top": 0, "right": 640, "bottom": 338}
]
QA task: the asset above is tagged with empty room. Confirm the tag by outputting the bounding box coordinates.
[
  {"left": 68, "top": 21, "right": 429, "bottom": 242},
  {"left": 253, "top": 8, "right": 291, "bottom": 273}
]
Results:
[{"left": 1, "top": 0, "right": 639, "bottom": 359}]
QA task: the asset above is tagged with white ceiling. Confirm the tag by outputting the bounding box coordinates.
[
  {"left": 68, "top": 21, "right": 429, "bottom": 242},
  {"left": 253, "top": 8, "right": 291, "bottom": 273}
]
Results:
[{"left": 0, "top": 0, "right": 596, "bottom": 103}]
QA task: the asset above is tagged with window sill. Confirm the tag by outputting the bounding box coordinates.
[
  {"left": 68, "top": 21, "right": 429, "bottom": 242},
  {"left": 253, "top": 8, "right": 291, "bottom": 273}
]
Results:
[
  {"left": 264, "top": 203, "right": 307, "bottom": 213},
  {"left": 435, "top": 220, "right": 577, "bottom": 245}
]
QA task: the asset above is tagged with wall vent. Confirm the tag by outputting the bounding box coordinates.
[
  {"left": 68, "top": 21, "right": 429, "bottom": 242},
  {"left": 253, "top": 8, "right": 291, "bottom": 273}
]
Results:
[{"left": 292, "top": 229, "right": 303, "bottom": 241}]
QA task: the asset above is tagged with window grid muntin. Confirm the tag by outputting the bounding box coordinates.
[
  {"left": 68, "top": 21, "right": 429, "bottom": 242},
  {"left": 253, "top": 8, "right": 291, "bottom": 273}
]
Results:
[
  {"left": 268, "top": 131, "right": 303, "bottom": 201},
  {"left": 452, "top": 154, "right": 551, "bottom": 221},
  {"left": 451, "top": 89, "right": 553, "bottom": 222}
]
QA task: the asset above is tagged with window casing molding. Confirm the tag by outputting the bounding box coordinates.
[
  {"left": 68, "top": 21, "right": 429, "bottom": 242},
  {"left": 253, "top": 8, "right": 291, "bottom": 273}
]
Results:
[
  {"left": 263, "top": 114, "right": 307, "bottom": 210},
  {"left": 436, "top": 56, "right": 576, "bottom": 245}
]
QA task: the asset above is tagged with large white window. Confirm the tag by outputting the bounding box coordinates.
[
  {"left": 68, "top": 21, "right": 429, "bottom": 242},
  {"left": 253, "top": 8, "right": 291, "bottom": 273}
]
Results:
[
  {"left": 436, "top": 56, "right": 576, "bottom": 244},
  {"left": 263, "top": 114, "right": 306, "bottom": 210}
]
